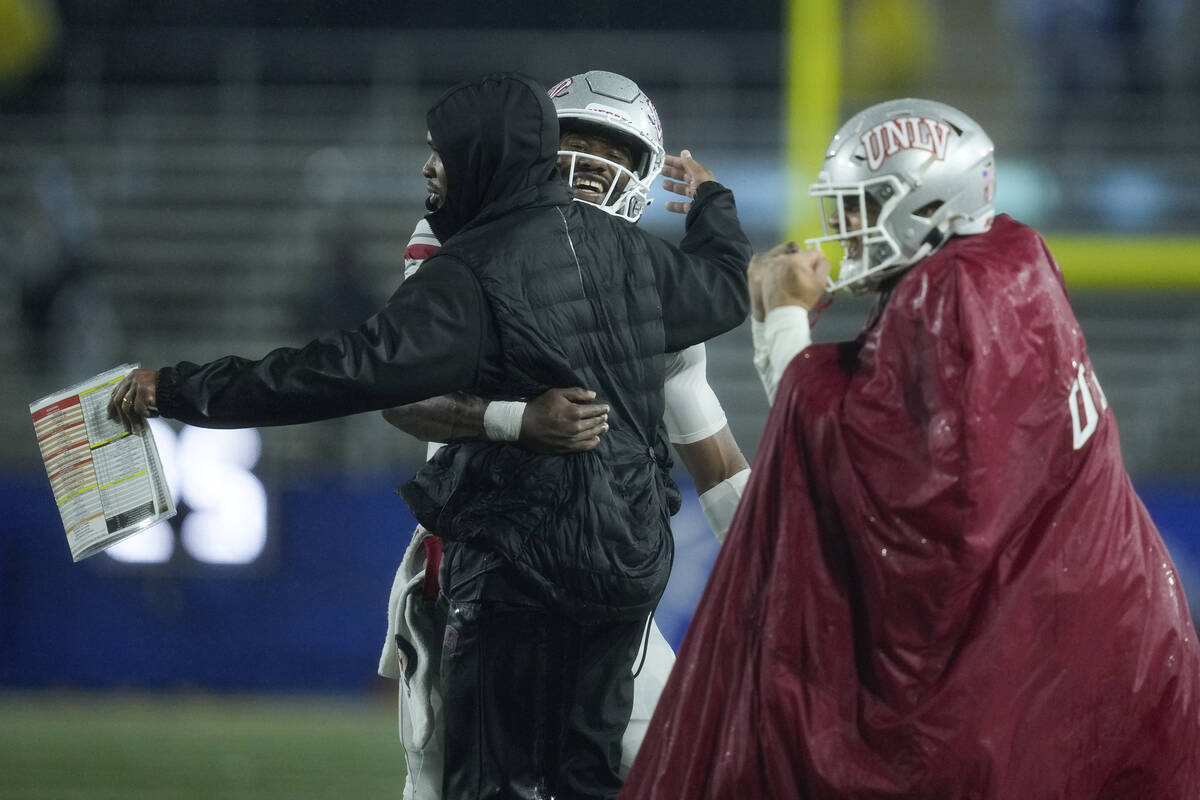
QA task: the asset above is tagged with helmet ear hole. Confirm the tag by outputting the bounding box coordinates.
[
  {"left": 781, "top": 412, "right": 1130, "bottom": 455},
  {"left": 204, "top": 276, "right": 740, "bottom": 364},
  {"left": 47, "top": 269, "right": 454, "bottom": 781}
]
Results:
[{"left": 913, "top": 200, "right": 944, "bottom": 218}]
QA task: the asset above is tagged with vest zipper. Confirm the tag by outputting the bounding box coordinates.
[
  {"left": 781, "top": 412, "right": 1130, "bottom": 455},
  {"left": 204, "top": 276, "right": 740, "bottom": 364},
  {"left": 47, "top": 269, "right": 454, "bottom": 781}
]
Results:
[
  {"left": 556, "top": 206, "right": 616, "bottom": 334},
  {"left": 556, "top": 205, "right": 586, "bottom": 296}
]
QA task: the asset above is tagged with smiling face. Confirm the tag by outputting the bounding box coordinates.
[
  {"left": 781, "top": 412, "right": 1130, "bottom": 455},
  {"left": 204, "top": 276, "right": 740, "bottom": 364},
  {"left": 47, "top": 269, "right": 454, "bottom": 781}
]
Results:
[
  {"left": 556, "top": 128, "right": 635, "bottom": 206},
  {"left": 422, "top": 131, "right": 447, "bottom": 211}
]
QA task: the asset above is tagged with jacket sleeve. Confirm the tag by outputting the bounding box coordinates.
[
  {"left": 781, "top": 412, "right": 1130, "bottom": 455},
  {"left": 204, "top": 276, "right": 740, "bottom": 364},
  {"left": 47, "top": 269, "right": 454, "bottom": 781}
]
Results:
[
  {"left": 155, "top": 254, "right": 497, "bottom": 428},
  {"left": 650, "top": 180, "right": 752, "bottom": 353}
]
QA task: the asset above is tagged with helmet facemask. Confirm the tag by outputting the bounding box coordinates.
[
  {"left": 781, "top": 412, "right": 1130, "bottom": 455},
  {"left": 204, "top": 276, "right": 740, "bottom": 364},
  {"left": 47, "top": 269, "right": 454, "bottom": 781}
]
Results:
[
  {"left": 556, "top": 134, "right": 655, "bottom": 222},
  {"left": 810, "top": 175, "right": 904, "bottom": 294},
  {"left": 809, "top": 174, "right": 954, "bottom": 294}
]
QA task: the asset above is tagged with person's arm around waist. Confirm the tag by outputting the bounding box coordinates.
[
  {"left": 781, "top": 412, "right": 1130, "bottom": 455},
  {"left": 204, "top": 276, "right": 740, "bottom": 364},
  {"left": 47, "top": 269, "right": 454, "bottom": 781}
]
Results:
[{"left": 382, "top": 387, "right": 610, "bottom": 453}]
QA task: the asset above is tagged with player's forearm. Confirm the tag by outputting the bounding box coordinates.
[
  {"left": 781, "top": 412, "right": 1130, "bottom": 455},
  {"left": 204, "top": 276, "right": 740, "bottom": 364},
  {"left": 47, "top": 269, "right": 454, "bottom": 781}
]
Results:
[
  {"left": 382, "top": 392, "right": 489, "bottom": 443},
  {"left": 673, "top": 426, "right": 749, "bottom": 495}
]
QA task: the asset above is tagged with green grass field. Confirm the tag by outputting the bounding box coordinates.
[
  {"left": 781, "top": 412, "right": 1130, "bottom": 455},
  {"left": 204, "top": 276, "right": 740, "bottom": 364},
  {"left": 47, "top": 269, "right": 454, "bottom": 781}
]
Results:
[{"left": 0, "top": 691, "right": 406, "bottom": 799}]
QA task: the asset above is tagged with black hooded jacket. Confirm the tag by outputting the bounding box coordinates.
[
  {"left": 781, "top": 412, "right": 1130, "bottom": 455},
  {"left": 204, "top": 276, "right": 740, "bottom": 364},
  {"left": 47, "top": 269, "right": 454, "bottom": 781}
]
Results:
[{"left": 154, "top": 72, "right": 751, "bottom": 620}]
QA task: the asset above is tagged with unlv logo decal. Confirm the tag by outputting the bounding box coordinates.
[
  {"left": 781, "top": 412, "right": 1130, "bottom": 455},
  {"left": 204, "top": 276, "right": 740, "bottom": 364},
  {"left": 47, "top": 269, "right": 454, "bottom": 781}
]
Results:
[
  {"left": 859, "top": 116, "right": 954, "bottom": 171},
  {"left": 548, "top": 77, "right": 574, "bottom": 98}
]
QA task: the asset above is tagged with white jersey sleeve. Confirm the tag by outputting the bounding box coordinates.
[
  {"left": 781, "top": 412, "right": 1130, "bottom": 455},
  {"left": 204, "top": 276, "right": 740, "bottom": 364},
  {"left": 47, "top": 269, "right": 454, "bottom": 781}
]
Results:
[
  {"left": 662, "top": 343, "right": 728, "bottom": 445},
  {"left": 403, "top": 218, "right": 440, "bottom": 281},
  {"left": 752, "top": 306, "right": 812, "bottom": 405}
]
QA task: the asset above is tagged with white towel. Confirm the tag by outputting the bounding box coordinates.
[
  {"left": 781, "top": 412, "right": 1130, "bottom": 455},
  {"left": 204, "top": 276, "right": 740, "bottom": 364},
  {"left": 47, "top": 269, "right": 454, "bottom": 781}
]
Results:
[{"left": 378, "top": 525, "right": 443, "bottom": 750}]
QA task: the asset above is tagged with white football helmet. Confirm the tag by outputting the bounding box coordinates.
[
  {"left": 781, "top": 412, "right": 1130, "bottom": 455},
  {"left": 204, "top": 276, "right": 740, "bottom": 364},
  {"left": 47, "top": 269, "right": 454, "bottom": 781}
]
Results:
[
  {"left": 807, "top": 98, "right": 996, "bottom": 294},
  {"left": 548, "top": 70, "right": 666, "bottom": 222}
]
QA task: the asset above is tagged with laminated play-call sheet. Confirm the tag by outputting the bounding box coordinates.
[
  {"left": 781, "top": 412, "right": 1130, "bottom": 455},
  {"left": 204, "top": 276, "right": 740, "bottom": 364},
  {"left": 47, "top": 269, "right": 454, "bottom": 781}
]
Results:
[{"left": 30, "top": 363, "right": 176, "bottom": 561}]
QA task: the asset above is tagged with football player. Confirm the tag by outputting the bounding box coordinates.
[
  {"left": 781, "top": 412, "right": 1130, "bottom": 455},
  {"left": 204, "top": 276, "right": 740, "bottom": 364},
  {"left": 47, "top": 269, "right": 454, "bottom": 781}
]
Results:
[
  {"left": 378, "top": 71, "right": 750, "bottom": 799},
  {"left": 622, "top": 98, "right": 1200, "bottom": 798}
]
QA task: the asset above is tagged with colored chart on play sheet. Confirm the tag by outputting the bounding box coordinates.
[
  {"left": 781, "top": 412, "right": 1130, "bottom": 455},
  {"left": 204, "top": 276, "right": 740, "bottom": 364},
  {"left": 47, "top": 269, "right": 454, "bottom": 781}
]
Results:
[{"left": 32, "top": 393, "right": 101, "bottom": 544}]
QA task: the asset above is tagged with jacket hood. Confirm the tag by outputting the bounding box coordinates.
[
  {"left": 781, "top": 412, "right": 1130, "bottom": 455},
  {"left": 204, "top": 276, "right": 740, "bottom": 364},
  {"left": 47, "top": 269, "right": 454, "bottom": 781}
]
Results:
[{"left": 425, "top": 72, "right": 565, "bottom": 241}]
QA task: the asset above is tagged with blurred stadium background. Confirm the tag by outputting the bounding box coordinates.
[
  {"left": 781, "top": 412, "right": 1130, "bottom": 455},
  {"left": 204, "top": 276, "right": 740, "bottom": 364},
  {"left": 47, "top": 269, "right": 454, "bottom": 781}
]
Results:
[{"left": 2, "top": 0, "right": 1198, "bottom": 796}]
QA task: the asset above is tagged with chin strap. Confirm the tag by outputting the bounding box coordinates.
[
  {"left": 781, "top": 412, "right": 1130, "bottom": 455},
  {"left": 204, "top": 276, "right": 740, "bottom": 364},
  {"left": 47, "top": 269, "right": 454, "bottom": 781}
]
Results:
[
  {"left": 922, "top": 225, "right": 946, "bottom": 251},
  {"left": 878, "top": 227, "right": 942, "bottom": 284},
  {"left": 809, "top": 293, "right": 835, "bottom": 328}
]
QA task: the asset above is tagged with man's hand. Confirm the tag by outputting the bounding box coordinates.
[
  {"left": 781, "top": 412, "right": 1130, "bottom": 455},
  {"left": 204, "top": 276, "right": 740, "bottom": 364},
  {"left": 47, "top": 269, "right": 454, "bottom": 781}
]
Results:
[
  {"left": 520, "top": 387, "right": 609, "bottom": 453},
  {"left": 748, "top": 242, "right": 831, "bottom": 318},
  {"left": 107, "top": 368, "right": 159, "bottom": 433},
  {"left": 662, "top": 149, "right": 717, "bottom": 215}
]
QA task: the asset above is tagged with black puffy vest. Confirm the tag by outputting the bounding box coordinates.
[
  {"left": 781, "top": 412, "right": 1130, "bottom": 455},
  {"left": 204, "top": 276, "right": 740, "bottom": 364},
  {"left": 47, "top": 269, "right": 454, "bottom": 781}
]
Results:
[{"left": 402, "top": 192, "right": 681, "bottom": 622}]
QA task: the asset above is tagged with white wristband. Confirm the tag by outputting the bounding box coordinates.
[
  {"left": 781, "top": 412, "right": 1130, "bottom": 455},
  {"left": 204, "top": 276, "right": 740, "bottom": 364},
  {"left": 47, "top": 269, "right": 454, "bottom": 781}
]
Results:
[
  {"left": 698, "top": 468, "right": 752, "bottom": 543},
  {"left": 483, "top": 400, "right": 526, "bottom": 441}
]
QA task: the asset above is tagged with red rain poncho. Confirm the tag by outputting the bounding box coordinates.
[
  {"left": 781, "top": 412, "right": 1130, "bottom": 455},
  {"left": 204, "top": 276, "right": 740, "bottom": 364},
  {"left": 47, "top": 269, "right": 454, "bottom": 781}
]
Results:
[{"left": 622, "top": 216, "right": 1200, "bottom": 798}]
